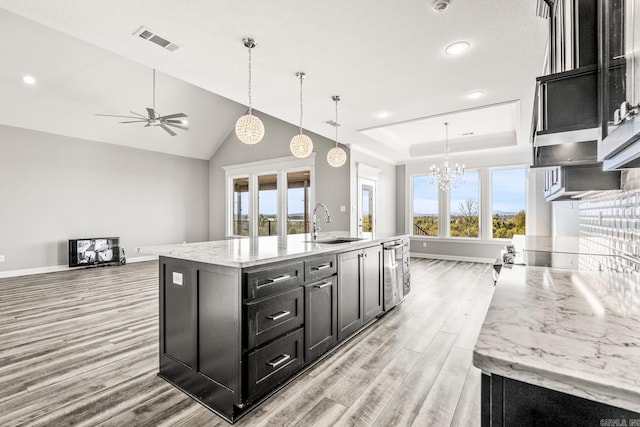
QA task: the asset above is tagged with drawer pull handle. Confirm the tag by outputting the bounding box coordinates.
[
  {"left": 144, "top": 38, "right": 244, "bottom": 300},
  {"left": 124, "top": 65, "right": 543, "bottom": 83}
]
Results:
[
  {"left": 267, "top": 354, "right": 291, "bottom": 368},
  {"left": 267, "top": 311, "right": 290, "bottom": 321},
  {"left": 268, "top": 274, "right": 291, "bottom": 283},
  {"left": 311, "top": 264, "right": 331, "bottom": 271},
  {"left": 314, "top": 281, "right": 332, "bottom": 289}
]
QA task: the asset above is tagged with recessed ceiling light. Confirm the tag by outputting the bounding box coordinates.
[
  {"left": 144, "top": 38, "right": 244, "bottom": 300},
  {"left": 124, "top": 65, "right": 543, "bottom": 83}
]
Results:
[
  {"left": 467, "top": 90, "right": 486, "bottom": 99},
  {"left": 375, "top": 111, "right": 391, "bottom": 119},
  {"left": 445, "top": 41, "right": 470, "bottom": 55},
  {"left": 22, "top": 75, "right": 37, "bottom": 85}
]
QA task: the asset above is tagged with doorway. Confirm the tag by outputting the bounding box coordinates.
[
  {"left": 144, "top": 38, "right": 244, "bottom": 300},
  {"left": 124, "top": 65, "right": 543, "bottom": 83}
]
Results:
[{"left": 358, "top": 178, "right": 376, "bottom": 239}]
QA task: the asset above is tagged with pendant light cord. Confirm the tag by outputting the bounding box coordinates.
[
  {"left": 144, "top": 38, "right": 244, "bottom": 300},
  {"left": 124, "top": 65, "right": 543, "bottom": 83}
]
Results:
[
  {"left": 247, "top": 46, "right": 253, "bottom": 115},
  {"left": 152, "top": 69, "right": 156, "bottom": 112},
  {"left": 299, "top": 75, "right": 304, "bottom": 134},
  {"left": 335, "top": 98, "right": 339, "bottom": 147}
]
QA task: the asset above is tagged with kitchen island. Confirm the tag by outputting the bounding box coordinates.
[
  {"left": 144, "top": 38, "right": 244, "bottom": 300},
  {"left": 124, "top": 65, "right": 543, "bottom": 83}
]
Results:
[
  {"left": 475, "top": 236, "right": 640, "bottom": 425},
  {"left": 138, "top": 232, "right": 409, "bottom": 423}
]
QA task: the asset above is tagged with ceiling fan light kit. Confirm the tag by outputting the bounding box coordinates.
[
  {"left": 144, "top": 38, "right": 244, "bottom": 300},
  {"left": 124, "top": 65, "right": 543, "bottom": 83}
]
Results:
[
  {"left": 95, "top": 69, "right": 188, "bottom": 136},
  {"left": 290, "top": 72, "right": 313, "bottom": 158},
  {"left": 235, "top": 37, "right": 265, "bottom": 144}
]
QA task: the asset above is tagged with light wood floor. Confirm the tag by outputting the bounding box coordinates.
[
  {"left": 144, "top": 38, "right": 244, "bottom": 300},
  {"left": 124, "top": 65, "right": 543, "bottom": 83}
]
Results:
[{"left": 0, "top": 258, "right": 494, "bottom": 426}]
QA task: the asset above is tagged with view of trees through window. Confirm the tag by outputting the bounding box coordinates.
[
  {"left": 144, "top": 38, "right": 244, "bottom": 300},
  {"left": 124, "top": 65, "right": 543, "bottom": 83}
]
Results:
[
  {"left": 492, "top": 168, "right": 526, "bottom": 238},
  {"left": 450, "top": 171, "right": 479, "bottom": 238},
  {"left": 412, "top": 167, "right": 526, "bottom": 239},
  {"left": 232, "top": 177, "right": 249, "bottom": 236},
  {"left": 287, "top": 171, "right": 311, "bottom": 234},
  {"left": 412, "top": 176, "right": 439, "bottom": 236}
]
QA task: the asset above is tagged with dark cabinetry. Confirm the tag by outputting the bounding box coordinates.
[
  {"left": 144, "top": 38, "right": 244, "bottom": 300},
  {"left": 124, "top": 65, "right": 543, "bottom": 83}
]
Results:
[
  {"left": 482, "top": 373, "right": 640, "bottom": 426},
  {"left": 337, "top": 245, "right": 382, "bottom": 342},
  {"left": 304, "top": 275, "right": 337, "bottom": 362},
  {"left": 543, "top": 164, "right": 620, "bottom": 201}
]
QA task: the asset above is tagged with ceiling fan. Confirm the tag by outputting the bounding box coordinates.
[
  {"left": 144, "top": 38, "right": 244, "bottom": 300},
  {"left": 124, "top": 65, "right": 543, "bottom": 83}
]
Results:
[{"left": 96, "top": 69, "right": 188, "bottom": 136}]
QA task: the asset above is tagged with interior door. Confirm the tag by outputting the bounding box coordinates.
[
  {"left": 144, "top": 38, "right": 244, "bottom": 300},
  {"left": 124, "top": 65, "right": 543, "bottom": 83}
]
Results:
[{"left": 358, "top": 178, "right": 376, "bottom": 239}]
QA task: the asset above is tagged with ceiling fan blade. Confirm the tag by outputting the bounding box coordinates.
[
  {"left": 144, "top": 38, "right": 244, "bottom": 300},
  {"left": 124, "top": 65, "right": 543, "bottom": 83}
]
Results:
[
  {"left": 118, "top": 120, "right": 148, "bottom": 123},
  {"left": 146, "top": 108, "right": 157, "bottom": 119},
  {"left": 129, "top": 111, "right": 147, "bottom": 118},
  {"left": 163, "top": 122, "right": 189, "bottom": 131},
  {"left": 159, "top": 113, "right": 187, "bottom": 120},
  {"left": 95, "top": 113, "right": 142, "bottom": 119},
  {"left": 160, "top": 123, "right": 177, "bottom": 136}
]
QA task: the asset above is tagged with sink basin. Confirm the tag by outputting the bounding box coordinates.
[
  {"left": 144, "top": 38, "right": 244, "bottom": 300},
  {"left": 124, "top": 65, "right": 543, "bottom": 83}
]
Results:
[{"left": 311, "top": 237, "right": 364, "bottom": 244}]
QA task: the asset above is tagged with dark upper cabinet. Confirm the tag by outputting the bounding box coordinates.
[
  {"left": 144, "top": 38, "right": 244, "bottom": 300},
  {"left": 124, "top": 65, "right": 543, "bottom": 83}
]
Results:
[{"left": 598, "top": 0, "right": 640, "bottom": 170}]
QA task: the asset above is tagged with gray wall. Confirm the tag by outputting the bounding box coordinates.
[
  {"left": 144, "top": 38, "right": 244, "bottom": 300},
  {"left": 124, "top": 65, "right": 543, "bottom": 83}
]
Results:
[
  {"left": 0, "top": 124, "right": 209, "bottom": 272},
  {"left": 396, "top": 164, "right": 405, "bottom": 234},
  {"left": 208, "top": 111, "right": 350, "bottom": 239}
]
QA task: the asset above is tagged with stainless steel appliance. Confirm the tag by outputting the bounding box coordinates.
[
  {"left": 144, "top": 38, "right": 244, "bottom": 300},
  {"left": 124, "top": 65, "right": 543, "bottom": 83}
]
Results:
[{"left": 382, "top": 238, "right": 409, "bottom": 311}]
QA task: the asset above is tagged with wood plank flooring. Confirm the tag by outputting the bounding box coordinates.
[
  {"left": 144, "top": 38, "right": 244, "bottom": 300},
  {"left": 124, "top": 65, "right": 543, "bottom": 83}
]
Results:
[{"left": 0, "top": 258, "right": 494, "bottom": 426}]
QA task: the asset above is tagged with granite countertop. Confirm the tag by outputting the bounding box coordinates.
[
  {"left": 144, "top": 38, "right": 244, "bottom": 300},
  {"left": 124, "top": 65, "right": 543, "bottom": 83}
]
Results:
[
  {"left": 473, "top": 263, "right": 640, "bottom": 413},
  {"left": 137, "top": 231, "right": 408, "bottom": 268}
]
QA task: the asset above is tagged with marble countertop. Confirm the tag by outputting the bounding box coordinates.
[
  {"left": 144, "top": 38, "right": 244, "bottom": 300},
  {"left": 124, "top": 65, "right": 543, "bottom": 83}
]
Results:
[
  {"left": 137, "top": 232, "right": 408, "bottom": 268},
  {"left": 473, "top": 264, "right": 640, "bottom": 413}
]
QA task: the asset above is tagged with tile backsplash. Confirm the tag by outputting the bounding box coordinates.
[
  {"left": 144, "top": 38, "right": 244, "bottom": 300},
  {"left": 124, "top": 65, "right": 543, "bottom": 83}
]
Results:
[{"left": 580, "top": 170, "right": 640, "bottom": 264}]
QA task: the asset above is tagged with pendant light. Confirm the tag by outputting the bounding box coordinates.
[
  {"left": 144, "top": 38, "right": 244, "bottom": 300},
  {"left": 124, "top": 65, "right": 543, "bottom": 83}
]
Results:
[
  {"left": 235, "top": 38, "right": 265, "bottom": 144},
  {"left": 290, "top": 72, "right": 313, "bottom": 158},
  {"left": 327, "top": 95, "right": 347, "bottom": 167}
]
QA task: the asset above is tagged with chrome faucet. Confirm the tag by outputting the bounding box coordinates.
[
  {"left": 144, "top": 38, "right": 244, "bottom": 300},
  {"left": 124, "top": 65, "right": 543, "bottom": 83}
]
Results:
[{"left": 312, "top": 203, "right": 331, "bottom": 241}]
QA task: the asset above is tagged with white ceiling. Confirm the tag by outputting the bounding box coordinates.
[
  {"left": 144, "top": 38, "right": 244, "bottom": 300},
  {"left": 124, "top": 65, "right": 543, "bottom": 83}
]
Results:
[{"left": 0, "top": 0, "right": 548, "bottom": 163}]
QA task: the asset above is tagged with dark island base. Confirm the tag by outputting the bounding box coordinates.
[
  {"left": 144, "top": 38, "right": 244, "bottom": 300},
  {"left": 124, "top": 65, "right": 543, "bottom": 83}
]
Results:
[
  {"left": 482, "top": 373, "right": 640, "bottom": 426},
  {"left": 159, "top": 320, "right": 378, "bottom": 424}
]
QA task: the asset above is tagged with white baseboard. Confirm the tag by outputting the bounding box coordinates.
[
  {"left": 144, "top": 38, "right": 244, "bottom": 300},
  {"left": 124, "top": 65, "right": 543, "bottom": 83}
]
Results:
[
  {"left": 0, "top": 255, "right": 158, "bottom": 279},
  {"left": 410, "top": 252, "right": 493, "bottom": 264}
]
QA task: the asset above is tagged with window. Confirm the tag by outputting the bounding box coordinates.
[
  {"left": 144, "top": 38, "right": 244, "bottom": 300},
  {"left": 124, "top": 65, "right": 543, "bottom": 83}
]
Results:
[
  {"left": 287, "top": 171, "right": 311, "bottom": 234},
  {"left": 491, "top": 168, "right": 526, "bottom": 238},
  {"left": 258, "top": 174, "right": 277, "bottom": 236},
  {"left": 412, "top": 175, "right": 439, "bottom": 237},
  {"left": 450, "top": 171, "right": 480, "bottom": 238},
  {"left": 225, "top": 155, "right": 315, "bottom": 238},
  {"left": 232, "top": 177, "right": 249, "bottom": 236}
]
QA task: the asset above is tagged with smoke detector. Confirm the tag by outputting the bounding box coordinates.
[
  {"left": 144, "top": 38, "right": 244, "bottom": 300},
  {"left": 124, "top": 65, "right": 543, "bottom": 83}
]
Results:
[{"left": 432, "top": 0, "right": 450, "bottom": 12}]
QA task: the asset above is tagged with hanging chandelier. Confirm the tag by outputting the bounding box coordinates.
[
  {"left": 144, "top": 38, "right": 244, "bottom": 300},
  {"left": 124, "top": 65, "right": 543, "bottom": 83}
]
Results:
[
  {"left": 290, "top": 72, "right": 313, "bottom": 158},
  {"left": 430, "top": 122, "right": 464, "bottom": 192},
  {"left": 327, "top": 95, "right": 347, "bottom": 167},
  {"left": 235, "top": 38, "right": 265, "bottom": 144}
]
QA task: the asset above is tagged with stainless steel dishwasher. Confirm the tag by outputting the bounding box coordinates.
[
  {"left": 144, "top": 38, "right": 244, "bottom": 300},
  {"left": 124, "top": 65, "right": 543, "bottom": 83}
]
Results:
[{"left": 382, "top": 239, "right": 409, "bottom": 311}]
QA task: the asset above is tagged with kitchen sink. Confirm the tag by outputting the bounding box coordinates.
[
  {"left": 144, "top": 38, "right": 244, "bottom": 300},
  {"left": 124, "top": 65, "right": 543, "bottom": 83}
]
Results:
[{"left": 309, "top": 237, "right": 364, "bottom": 244}]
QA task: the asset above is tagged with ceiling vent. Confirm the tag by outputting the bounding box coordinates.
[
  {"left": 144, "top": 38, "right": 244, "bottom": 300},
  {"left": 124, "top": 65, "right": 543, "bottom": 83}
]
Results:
[
  {"left": 325, "top": 120, "right": 341, "bottom": 127},
  {"left": 133, "top": 26, "right": 180, "bottom": 52}
]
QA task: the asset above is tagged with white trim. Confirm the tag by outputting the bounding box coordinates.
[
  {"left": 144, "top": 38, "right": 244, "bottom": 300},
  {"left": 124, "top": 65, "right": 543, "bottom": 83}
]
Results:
[
  {"left": 356, "top": 162, "right": 381, "bottom": 179},
  {"left": 0, "top": 255, "right": 158, "bottom": 279},
  {"left": 223, "top": 153, "right": 317, "bottom": 175},
  {"left": 410, "top": 252, "right": 494, "bottom": 264},
  {"left": 349, "top": 144, "right": 398, "bottom": 165}
]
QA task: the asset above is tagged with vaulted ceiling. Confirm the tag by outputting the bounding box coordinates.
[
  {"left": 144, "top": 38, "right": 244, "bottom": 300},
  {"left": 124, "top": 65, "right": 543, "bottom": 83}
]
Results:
[{"left": 0, "top": 0, "right": 547, "bottom": 163}]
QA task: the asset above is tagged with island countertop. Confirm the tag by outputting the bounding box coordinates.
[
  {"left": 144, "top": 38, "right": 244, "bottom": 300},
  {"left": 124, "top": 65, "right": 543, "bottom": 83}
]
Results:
[
  {"left": 137, "top": 232, "right": 408, "bottom": 268},
  {"left": 473, "top": 263, "right": 640, "bottom": 413}
]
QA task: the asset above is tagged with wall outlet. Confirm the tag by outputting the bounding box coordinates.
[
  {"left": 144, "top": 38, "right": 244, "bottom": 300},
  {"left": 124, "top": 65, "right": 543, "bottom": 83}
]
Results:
[
  {"left": 422, "top": 242, "right": 427, "bottom": 248},
  {"left": 0, "top": 255, "right": 5, "bottom": 262}
]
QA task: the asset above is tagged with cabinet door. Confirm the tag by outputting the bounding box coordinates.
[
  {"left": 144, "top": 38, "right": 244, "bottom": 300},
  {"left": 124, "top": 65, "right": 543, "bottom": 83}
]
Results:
[
  {"left": 337, "top": 250, "right": 363, "bottom": 341},
  {"left": 304, "top": 276, "right": 337, "bottom": 363},
  {"left": 362, "top": 245, "right": 383, "bottom": 323}
]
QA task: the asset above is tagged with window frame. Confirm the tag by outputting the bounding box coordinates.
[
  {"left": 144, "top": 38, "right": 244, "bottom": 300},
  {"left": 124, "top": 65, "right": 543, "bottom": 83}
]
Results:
[
  {"left": 224, "top": 155, "right": 316, "bottom": 238},
  {"left": 408, "top": 164, "right": 528, "bottom": 242}
]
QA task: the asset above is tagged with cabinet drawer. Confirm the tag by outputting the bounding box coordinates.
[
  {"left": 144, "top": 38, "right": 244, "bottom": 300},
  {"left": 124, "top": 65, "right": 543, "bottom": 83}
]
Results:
[
  {"left": 246, "top": 327, "right": 303, "bottom": 401},
  {"left": 304, "top": 255, "right": 337, "bottom": 282},
  {"left": 245, "top": 287, "right": 304, "bottom": 349},
  {"left": 244, "top": 261, "right": 303, "bottom": 300}
]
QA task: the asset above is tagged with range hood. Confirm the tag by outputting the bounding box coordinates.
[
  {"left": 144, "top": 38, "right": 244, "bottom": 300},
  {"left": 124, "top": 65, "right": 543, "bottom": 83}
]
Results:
[
  {"left": 599, "top": 115, "right": 640, "bottom": 170},
  {"left": 543, "top": 164, "right": 620, "bottom": 202},
  {"left": 533, "top": 140, "right": 598, "bottom": 168}
]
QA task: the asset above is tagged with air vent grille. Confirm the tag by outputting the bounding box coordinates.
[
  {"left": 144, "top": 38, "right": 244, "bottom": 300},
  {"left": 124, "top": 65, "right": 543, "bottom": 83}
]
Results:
[
  {"left": 324, "top": 120, "right": 341, "bottom": 127},
  {"left": 133, "top": 26, "right": 180, "bottom": 52}
]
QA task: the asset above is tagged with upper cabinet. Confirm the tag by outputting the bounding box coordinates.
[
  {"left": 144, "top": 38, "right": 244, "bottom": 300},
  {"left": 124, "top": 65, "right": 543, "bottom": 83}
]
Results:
[
  {"left": 533, "top": 0, "right": 602, "bottom": 164},
  {"left": 598, "top": 0, "right": 640, "bottom": 170}
]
